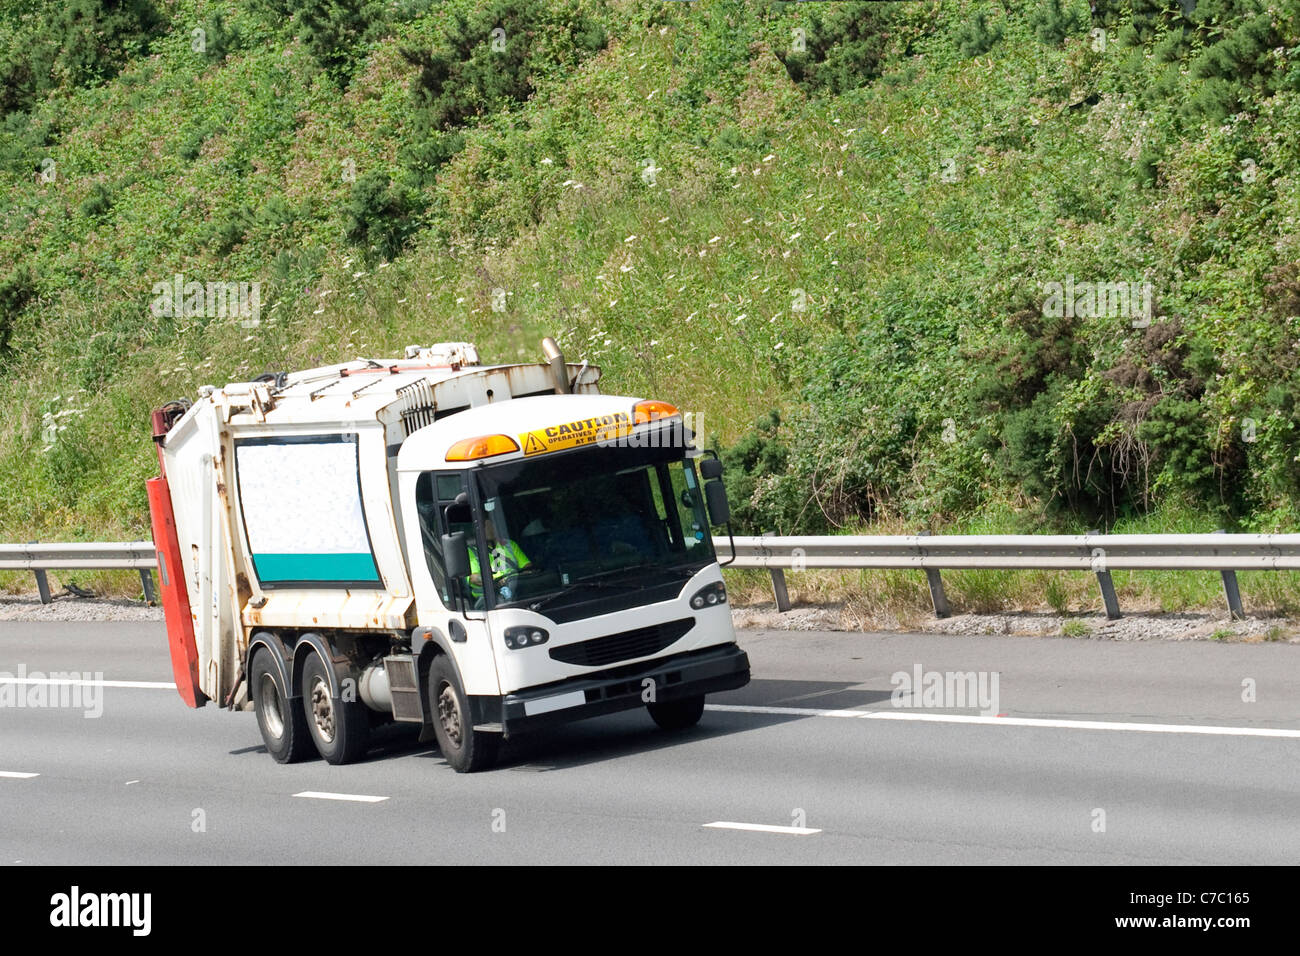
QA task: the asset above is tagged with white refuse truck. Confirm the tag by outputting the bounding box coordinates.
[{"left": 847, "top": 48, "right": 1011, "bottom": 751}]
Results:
[{"left": 146, "top": 339, "right": 749, "bottom": 771}]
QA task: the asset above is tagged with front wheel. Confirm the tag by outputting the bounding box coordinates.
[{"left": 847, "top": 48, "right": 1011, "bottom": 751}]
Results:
[
  {"left": 302, "top": 652, "right": 370, "bottom": 765},
  {"left": 648, "top": 694, "right": 705, "bottom": 731},
  {"left": 251, "top": 649, "right": 312, "bottom": 764},
  {"left": 427, "top": 655, "right": 499, "bottom": 772}
]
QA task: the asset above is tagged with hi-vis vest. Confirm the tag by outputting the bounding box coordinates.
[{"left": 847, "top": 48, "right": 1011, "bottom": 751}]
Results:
[{"left": 467, "top": 539, "right": 530, "bottom": 596}]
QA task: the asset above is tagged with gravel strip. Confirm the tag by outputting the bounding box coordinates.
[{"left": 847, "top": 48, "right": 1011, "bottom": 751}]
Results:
[
  {"left": 731, "top": 603, "right": 1300, "bottom": 642},
  {"left": 0, "top": 595, "right": 164, "bottom": 623}
]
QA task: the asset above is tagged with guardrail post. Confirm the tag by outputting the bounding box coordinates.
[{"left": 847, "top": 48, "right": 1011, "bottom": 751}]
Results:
[
  {"left": 1088, "top": 529, "right": 1121, "bottom": 620},
  {"left": 925, "top": 569, "right": 950, "bottom": 618},
  {"left": 769, "top": 569, "right": 792, "bottom": 613},
  {"left": 139, "top": 569, "right": 157, "bottom": 606},
  {"left": 34, "top": 569, "right": 52, "bottom": 605},
  {"left": 1215, "top": 529, "right": 1245, "bottom": 620},
  {"left": 917, "top": 532, "right": 950, "bottom": 618},
  {"left": 1096, "top": 573, "right": 1121, "bottom": 620}
]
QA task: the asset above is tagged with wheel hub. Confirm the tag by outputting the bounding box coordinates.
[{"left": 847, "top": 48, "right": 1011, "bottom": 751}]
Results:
[
  {"left": 309, "top": 677, "right": 335, "bottom": 743},
  {"left": 260, "top": 674, "right": 284, "bottom": 738},
  {"left": 437, "top": 683, "right": 463, "bottom": 748}
]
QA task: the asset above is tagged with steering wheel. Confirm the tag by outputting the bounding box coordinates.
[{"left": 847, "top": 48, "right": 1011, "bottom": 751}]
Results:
[{"left": 505, "top": 566, "right": 544, "bottom": 579}]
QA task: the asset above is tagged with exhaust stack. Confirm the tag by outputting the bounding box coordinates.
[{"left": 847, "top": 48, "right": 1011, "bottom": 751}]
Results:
[{"left": 541, "top": 337, "right": 571, "bottom": 394}]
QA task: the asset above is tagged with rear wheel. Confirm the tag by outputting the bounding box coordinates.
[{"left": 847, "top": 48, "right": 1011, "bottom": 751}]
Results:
[
  {"left": 251, "top": 649, "right": 312, "bottom": 763},
  {"left": 302, "top": 652, "right": 370, "bottom": 765},
  {"left": 427, "top": 655, "right": 499, "bottom": 773},
  {"left": 648, "top": 694, "right": 705, "bottom": 731}
]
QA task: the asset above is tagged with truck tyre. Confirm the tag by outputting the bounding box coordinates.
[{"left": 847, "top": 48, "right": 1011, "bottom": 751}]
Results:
[
  {"left": 648, "top": 694, "right": 705, "bottom": 731},
  {"left": 427, "top": 655, "right": 498, "bottom": 773},
  {"left": 302, "top": 652, "right": 370, "bottom": 765},
  {"left": 251, "top": 649, "right": 312, "bottom": 764}
]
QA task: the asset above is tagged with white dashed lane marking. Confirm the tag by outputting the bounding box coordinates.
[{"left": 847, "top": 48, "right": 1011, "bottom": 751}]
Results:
[
  {"left": 293, "top": 791, "right": 389, "bottom": 803},
  {"left": 703, "top": 821, "right": 821, "bottom": 835}
]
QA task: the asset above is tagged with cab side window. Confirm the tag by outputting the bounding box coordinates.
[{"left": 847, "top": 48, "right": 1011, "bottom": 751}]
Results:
[{"left": 415, "top": 471, "right": 468, "bottom": 607}]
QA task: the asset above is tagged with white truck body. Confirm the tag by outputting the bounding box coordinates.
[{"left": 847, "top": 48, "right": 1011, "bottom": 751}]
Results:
[{"left": 149, "top": 342, "right": 749, "bottom": 771}]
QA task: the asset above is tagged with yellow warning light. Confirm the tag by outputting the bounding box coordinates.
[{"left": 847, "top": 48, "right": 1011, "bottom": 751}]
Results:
[
  {"left": 445, "top": 434, "right": 521, "bottom": 461},
  {"left": 632, "top": 400, "right": 680, "bottom": 424}
]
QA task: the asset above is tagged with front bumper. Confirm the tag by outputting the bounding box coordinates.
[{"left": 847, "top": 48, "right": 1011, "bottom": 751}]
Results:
[{"left": 497, "top": 643, "right": 750, "bottom": 735}]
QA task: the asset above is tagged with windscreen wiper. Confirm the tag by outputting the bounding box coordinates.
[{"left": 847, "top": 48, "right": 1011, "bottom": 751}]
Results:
[
  {"left": 527, "top": 578, "right": 641, "bottom": 613},
  {"left": 634, "top": 564, "right": 699, "bottom": 582}
]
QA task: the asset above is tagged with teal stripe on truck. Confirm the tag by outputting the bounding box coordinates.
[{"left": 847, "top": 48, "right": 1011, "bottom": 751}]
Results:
[{"left": 253, "top": 552, "right": 380, "bottom": 583}]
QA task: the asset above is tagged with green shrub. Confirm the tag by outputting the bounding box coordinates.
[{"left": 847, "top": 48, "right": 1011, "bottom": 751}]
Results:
[
  {"left": 204, "top": 205, "right": 256, "bottom": 256},
  {"left": 343, "top": 170, "right": 421, "bottom": 262},
  {"left": 1135, "top": 397, "right": 1218, "bottom": 499},
  {"left": 1045, "top": 576, "right": 1070, "bottom": 613},
  {"left": 714, "top": 410, "right": 802, "bottom": 534},
  {"left": 1029, "top": 0, "right": 1088, "bottom": 46},
  {"left": 1105, "top": 0, "right": 1299, "bottom": 126},
  {"left": 955, "top": 8, "right": 1004, "bottom": 58},
  {"left": 77, "top": 181, "right": 114, "bottom": 220},
  {"left": 292, "top": 0, "right": 388, "bottom": 78},
  {"left": 0, "top": 264, "right": 37, "bottom": 358},
  {"left": 200, "top": 10, "right": 242, "bottom": 63},
  {"left": 774, "top": 0, "right": 903, "bottom": 94},
  {"left": 1061, "top": 618, "right": 1089, "bottom": 638},
  {"left": 0, "top": 0, "right": 167, "bottom": 115},
  {"left": 401, "top": 0, "right": 606, "bottom": 182},
  {"left": 177, "top": 122, "right": 217, "bottom": 161}
]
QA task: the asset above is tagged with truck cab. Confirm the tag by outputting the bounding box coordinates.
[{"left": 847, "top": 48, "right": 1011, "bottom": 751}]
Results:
[{"left": 148, "top": 340, "right": 749, "bottom": 772}]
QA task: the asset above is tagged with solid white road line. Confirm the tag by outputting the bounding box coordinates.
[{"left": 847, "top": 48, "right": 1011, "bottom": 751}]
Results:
[
  {"left": 703, "top": 821, "right": 821, "bottom": 835},
  {"left": 705, "top": 703, "right": 1300, "bottom": 739},
  {"left": 0, "top": 677, "right": 176, "bottom": 689},
  {"left": 709, "top": 703, "right": 868, "bottom": 718},
  {"left": 0, "top": 771, "right": 40, "bottom": 779},
  {"left": 293, "top": 791, "right": 389, "bottom": 803}
]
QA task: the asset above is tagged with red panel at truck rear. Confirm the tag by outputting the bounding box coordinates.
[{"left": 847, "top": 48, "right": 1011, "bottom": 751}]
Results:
[{"left": 147, "top": 475, "right": 207, "bottom": 708}]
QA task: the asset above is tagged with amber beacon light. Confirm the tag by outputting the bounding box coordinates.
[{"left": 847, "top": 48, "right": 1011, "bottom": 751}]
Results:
[
  {"left": 445, "top": 434, "right": 521, "bottom": 461},
  {"left": 632, "top": 400, "right": 680, "bottom": 424}
]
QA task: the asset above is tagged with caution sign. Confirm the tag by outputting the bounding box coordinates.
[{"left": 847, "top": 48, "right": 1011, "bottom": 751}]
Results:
[{"left": 520, "top": 412, "right": 633, "bottom": 456}]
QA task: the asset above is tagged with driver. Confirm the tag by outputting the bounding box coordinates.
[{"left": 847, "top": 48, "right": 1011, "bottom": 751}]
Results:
[{"left": 468, "top": 515, "right": 531, "bottom": 604}]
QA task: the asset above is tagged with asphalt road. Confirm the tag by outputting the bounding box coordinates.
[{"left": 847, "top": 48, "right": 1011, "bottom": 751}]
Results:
[{"left": 2, "top": 622, "right": 1298, "bottom": 864}]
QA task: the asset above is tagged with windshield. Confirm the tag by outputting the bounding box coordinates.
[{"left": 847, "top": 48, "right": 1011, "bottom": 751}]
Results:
[{"left": 471, "top": 441, "right": 714, "bottom": 611}]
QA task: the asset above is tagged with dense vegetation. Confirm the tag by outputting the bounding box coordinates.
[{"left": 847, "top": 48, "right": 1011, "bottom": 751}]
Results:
[{"left": 2, "top": 0, "right": 1300, "bottom": 562}]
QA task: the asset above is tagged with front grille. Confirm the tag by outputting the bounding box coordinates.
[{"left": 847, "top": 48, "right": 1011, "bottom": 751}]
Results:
[{"left": 549, "top": 618, "right": 695, "bottom": 668}]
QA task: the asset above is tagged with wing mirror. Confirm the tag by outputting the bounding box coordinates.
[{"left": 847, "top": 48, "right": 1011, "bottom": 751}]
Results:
[
  {"left": 442, "top": 531, "right": 470, "bottom": 579},
  {"left": 705, "top": 480, "right": 730, "bottom": 526}
]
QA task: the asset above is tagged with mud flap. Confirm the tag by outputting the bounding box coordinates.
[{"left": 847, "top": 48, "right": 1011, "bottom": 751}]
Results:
[{"left": 147, "top": 475, "right": 207, "bottom": 708}]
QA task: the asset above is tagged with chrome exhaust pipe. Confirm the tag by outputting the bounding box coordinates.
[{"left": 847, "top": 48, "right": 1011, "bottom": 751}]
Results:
[{"left": 541, "top": 337, "right": 571, "bottom": 394}]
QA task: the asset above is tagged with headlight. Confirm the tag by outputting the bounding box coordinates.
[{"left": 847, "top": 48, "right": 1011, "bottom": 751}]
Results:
[
  {"left": 689, "top": 581, "right": 727, "bottom": 609},
  {"left": 504, "top": 626, "right": 549, "bottom": 649}
]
